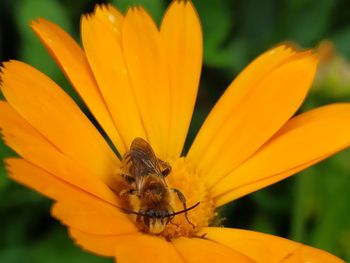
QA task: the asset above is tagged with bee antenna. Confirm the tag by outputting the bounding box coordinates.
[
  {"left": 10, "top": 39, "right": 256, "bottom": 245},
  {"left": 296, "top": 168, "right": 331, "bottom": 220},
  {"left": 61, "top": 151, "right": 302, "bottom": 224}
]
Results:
[
  {"left": 120, "top": 202, "right": 201, "bottom": 218},
  {"left": 166, "top": 202, "right": 200, "bottom": 217}
]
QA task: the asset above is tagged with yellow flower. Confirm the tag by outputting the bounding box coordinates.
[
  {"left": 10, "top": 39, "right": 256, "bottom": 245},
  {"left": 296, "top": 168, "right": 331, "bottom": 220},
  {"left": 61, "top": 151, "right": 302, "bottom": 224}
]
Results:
[{"left": 0, "top": 1, "right": 348, "bottom": 262}]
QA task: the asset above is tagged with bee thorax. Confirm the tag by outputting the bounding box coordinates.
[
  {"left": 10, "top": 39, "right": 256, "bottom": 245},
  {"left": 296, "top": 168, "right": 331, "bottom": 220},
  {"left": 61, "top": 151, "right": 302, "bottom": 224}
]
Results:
[{"left": 141, "top": 182, "right": 167, "bottom": 203}]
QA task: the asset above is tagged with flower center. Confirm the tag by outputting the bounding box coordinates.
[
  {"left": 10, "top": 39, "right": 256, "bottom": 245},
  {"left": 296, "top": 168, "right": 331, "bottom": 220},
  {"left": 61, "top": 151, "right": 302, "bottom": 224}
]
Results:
[
  {"left": 161, "top": 157, "right": 216, "bottom": 239},
  {"left": 116, "top": 151, "right": 215, "bottom": 240}
]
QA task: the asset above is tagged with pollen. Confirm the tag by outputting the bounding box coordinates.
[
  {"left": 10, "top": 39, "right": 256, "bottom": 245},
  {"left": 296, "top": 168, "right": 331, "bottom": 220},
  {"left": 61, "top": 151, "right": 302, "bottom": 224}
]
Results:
[{"left": 161, "top": 157, "right": 216, "bottom": 239}]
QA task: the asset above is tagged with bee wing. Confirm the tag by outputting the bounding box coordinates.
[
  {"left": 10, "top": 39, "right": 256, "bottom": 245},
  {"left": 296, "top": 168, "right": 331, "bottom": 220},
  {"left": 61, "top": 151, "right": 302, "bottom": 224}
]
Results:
[{"left": 129, "top": 138, "right": 163, "bottom": 177}]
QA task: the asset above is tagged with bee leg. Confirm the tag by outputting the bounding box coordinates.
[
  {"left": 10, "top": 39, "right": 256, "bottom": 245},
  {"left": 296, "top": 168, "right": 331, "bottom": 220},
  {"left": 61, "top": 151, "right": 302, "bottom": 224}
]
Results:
[
  {"left": 168, "top": 214, "right": 180, "bottom": 228},
  {"left": 169, "top": 219, "right": 180, "bottom": 228},
  {"left": 199, "top": 233, "right": 207, "bottom": 239},
  {"left": 193, "top": 233, "right": 208, "bottom": 239},
  {"left": 158, "top": 159, "right": 172, "bottom": 177},
  {"left": 171, "top": 188, "right": 196, "bottom": 229}
]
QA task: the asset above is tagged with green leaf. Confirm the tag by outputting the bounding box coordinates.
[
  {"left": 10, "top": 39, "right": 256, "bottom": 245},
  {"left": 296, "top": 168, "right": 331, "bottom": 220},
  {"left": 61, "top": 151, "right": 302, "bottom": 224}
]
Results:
[
  {"left": 282, "top": 0, "right": 335, "bottom": 46},
  {"left": 17, "top": 0, "right": 72, "bottom": 79},
  {"left": 0, "top": 138, "right": 16, "bottom": 190},
  {"left": 0, "top": 247, "right": 27, "bottom": 263},
  {"left": 16, "top": 0, "right": 81, "bottom": 103},
  {"left": 111, "top": 0, "right": 165, "bottom": 25},
  {"left": 331, "top": 26, "right": 350, "bottom": 58},
  {"left": 290, "top": 149, "right": 350, "bottom": 259},
  {"left": 193, "top": 0, "right": 234, "bottom": 69},
  {"left": 29, "top": 226, "right": 113, "bottom": 263},
  {"left": 290, "top": 170, "right": 317, "bottom": 243}
]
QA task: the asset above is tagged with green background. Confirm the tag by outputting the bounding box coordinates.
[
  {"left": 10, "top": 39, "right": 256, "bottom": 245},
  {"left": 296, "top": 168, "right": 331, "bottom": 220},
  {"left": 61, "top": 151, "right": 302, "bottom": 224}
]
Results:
[{"left": 1, "top": 0, "right": 350, "bottom": 262}]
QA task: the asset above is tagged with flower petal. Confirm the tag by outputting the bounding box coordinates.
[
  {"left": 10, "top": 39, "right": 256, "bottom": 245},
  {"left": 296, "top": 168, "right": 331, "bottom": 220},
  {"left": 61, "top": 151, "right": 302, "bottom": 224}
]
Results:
[
  {"left": 199, "top": 227, "right": 344, "bottom": 263},
  {"left": 188, "top": 45, "right": 296, "bottom": 162},
  {"left": 114, "top": 235, "right": 184, "bottom": 263},
  {"left": 161, "top": 0, "right": 202, "bottom": 158},
  {"left": 212, "top": 103, "right": 350, "bottom": 206},
  {"left": 31, "top": 18, "right": 125, "bottom": 153},
  {"left": 52, "top": 199, "right": 137, "bottom": 235},
  {"left": 0, "top": 102, "right": 119, "bottom": 205},
  {"left": 7, "top": 158, "right": 138, "bottom": 254},
  {"left": 69, "top": 228, "right": 123, "bottom": 257},
  {"left": 93, "top": 4, "right": 123, "bottom": 31},
  {"left": 0, "top": 61, "right": 119, "bottom": 185},
  {"left": 188, "top": 46, "right": 317, "bottom": 188},
  {"left": 81, "top": 10, "right": 147, "bottom": 152},
  {"left": 5, "top": 158, "right": 118, "bottom": 205},
  {"left": 122, "top": 7, "right": 170, "bottom": 159},
  {"left": 173, "top": 236, "right": 254, "bottom": 262}
]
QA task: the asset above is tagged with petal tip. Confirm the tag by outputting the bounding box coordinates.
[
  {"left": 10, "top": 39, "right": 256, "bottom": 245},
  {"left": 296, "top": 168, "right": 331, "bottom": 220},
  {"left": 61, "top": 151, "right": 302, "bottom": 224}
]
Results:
[
  {"left": 30, "top": 18, "right": 44, "bottom": 28},
  {"left": 3, "top": 157, "right": 19, "bottom": 179}
]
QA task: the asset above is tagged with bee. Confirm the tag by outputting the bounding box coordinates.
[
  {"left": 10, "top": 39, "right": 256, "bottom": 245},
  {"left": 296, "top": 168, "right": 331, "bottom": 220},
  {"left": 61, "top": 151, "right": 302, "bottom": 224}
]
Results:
[{"left": 119, "top": 137, "right": 199, "bottom": 234}]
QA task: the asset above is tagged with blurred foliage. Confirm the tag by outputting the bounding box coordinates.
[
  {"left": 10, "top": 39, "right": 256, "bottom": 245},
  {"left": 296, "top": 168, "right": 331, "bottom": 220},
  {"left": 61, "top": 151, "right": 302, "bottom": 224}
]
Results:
[{"left": 1, "top": 0, "right": 350, "bottom": 262}]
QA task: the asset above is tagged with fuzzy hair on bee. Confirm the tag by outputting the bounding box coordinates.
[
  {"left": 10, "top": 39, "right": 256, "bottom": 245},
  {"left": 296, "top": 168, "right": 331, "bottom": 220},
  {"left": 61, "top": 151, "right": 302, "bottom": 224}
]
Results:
[{"left": 119, "top": 137, "right": 198, "bottom": 234}]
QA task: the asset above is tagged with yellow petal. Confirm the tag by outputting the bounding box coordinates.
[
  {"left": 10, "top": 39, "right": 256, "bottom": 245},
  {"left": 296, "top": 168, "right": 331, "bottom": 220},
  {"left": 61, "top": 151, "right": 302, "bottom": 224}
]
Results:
[
  {"left": 81, "top": 12, "right": 146, "bottom": 151},
  {"left": 114, "top": 235, "right": 183, "bottom": 263},
  {"left": 8, "top": 158, "right": 134, "bottom": 236},
  {"left": 213, "top": 103, "right": 350, "bottom": 206},
  {"left": 173, "top": 236, "right": 254, "bottom": 262},
  {"left": 0, "top": 102, "right": 119, "bottom": 204},
  {"left": 31, "top": 19, "right": 125, "bottom": 153},
  {"left": 199, "top": 227, "right": 345, "bottom": 263},
  {"left": 188, "top": 45, "right": 296, "bottom": 161},
  {"left": 0, "top": 61, "right": 119, "bottom": 185},
  {"left": 188, "top": 46, "right": 317, "bottom": 188},
  {"left": 160, "top": 0, "right": 202, "bottom": 158},
  {"left": 93, "top": 4, "right": 123, "bottom": 32},
  {"left": 122, "top": 7, "right": 170, "bottom": 159},
  {"left": 5, "top": 158, "right": 117, "bottom": 205},
  {"left": 52, "top": 199, "right": 137, "bottom": 235},
  {"left": 7, "top": 158, "right": 136, "bottom": 256},
  {"left": 69, "top": 228, "right": 124, "bottom": 257}
]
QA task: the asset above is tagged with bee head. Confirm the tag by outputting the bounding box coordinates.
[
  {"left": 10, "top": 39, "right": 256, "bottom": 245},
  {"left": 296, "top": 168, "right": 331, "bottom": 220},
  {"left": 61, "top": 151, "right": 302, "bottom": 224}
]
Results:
[
  {"left": 122, "top": 202, "right": 200, "bottom": 234},
  {"left": 143, "top": 210, "right": 170, "bottom": 234}
]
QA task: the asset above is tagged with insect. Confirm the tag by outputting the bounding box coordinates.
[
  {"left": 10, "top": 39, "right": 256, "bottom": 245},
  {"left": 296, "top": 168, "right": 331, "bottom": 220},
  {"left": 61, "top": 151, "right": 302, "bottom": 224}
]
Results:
[{"left": 119, "top": 137, "right": 199, "bottom": 234}]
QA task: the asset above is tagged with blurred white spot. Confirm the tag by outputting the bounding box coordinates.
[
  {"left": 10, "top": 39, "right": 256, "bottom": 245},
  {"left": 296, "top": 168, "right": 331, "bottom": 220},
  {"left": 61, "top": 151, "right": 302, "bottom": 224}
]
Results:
[{"left": 108, "top": 14, "right": 116, "bottom": 23}]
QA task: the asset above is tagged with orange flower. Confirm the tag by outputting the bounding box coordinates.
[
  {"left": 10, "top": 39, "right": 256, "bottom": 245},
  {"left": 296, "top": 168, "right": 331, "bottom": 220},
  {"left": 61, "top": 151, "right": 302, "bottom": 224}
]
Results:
[{"left": 0, "top": 1, "right": 348, "bottom": 262}]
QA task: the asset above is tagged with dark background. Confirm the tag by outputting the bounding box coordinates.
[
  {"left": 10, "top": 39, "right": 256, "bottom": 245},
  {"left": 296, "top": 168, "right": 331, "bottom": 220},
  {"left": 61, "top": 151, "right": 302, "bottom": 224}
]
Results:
[{"left": 1, "top": 0, "right": 350, "bottom": 262}]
